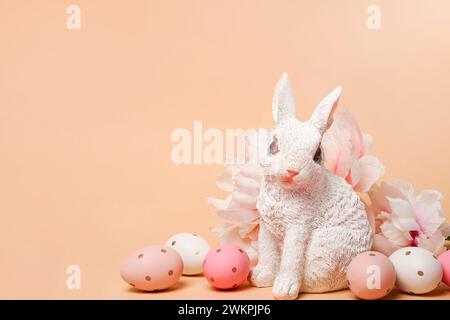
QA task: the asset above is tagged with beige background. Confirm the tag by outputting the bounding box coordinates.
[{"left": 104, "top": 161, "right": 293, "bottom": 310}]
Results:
[{"left": 0, "top": 0, "right": 449, "bottom": 299}]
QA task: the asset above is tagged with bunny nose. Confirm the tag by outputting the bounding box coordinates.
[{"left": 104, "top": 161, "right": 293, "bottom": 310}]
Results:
[{"left": 287, "top": 168, "right": 299, "bottom": 176}]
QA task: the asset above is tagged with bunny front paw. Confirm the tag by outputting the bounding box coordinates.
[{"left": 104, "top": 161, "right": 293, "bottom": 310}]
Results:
[
  {"left": 272, "top": 274, "right": 300, "bottom": 300},
  {"left": 249, "top": 265, "right": 276, "bottom": 288}
]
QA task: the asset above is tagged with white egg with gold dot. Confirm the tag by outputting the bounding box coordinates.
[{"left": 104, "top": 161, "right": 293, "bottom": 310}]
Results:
[
  {"left": 389, "top": 246, "right": 443, "bottom": 294},
  {"left": 165, "top": 233, "right": 211, "bottom": 275}
]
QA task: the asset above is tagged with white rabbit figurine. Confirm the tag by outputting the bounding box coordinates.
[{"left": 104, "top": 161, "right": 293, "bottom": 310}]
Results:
[{"left": 250, "top": 73, "right": 372, "bottom": 299}]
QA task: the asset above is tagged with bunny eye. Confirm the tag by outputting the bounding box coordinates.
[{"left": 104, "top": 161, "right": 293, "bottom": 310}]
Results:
[
  {"left": 268, "top": 136, "right": 279, "bottom": 155},
  {"left": 314, "top": 145, "right": 322, "bottom": 164}
]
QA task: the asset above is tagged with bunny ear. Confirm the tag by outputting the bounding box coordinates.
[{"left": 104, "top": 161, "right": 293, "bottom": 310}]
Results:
[
  {"left": 272, "top": 72, "right": 296, "bottom": 124},
  {"left": 310, "top": 86, "right": 342, "bottom": 134}
]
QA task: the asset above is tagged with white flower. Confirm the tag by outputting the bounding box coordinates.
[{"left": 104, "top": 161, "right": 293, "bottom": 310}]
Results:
[
  {"left": 207, "top": 130, "right": 266, "bottom": 265},
  {"left": 369, "top": 181, "right": 450, "bottom": 256}
]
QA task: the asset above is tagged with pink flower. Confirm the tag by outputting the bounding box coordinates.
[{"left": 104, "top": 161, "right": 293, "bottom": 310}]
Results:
[
  {"left": 322, "top": 108, "right": 385, "bottom": 193},
  {"left": 369, "top": 181, "right": 450, "bottom": 256}
]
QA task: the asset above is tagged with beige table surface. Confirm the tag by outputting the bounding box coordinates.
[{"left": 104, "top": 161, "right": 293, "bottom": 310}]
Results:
[
  {"left": 53, "top": 275, "right": 450, "bottom": 300},
  {"left": 119, "top": 277, "right": 450, "bottom": 300}
]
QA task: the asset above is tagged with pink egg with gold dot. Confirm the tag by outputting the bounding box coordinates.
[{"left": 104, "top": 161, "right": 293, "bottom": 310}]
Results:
[
  {"left": 439, "top": 250, "right": 450, "bottom": 287},
  {"left": 347, "top": 251, "right": 396, "bottom": 300},
  {"left": 120, "top": 245, "right": 183, "bottom": 291},
  {"left": 203, "top": 244, "right": 250, "bottom": 289}
]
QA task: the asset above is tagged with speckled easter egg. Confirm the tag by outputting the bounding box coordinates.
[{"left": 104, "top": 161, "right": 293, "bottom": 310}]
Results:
[
  {"left": 203, "top": 244, "right": 250, "bottom": 289},
  {"left": 165, "top": 233, "right": 211, "bottom": 275},
  {"left": 346, "top": 251, "right": 396, "bottom": 300},
  {"left": 120, "top": 245, "right": 183, "bottom": 291},
  {"left": 438, "top": 250, "right": 450, "bottom": 287},
  {"left": 390, "top": 247, "right": 443, "bottom": 294}
]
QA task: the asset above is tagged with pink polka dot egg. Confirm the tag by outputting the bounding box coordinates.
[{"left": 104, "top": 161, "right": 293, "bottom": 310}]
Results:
[
  {"left": 203, "top": 244, "right": 250, "bottom": 289},
  {"left": 347, "top": 251, "right": 396, "bottom": 300},
  {"left": 120, "top": 245, "right": 183, "bottom": 291},
  {"left": 438, "top": 250, "right": 450, "bottom": 287}
]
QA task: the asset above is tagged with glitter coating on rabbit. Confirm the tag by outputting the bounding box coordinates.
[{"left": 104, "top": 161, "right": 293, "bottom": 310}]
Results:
[{"left": 249, "top": 73, "right": 373, "bottom": 299}]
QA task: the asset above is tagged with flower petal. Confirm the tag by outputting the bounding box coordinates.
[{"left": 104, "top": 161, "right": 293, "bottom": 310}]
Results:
[
  {"left": 230, "top": 190, "right": 258, "bottom": 210},
  {"left": 334, "top": 109, "right": 365, "bottom": 157},
  {"left": 372, "top": 234, "right": 401, "bottom": 256},
  {"left": 234, "top": 174, "right": 261, "bottom": 195},
  {"left": 353, "top": 155, "right": 385, "bottom": 193},
  {"left": 215, "top": 208, "right": 259, "bottom": 224},
  {"left": 380, "top": 221, "right": 413, "bottom": 246},
  {"left": 362, "top": 133, "right": 373, "bottom": 155},
  {"left": 207, "top": 196, "right": 231, "bottom": 211},
  {"left": 238, "top": 163, "right": 263, "bottom": 181},
  {"left": 416, "top": 189, "right": 443, "bottom": 204},
  {"left": 237, "top": 223, "right": 259, "bottom": 239},
  {"left": 414, "top": 190, "right": 445, "bottom": 236},
  {"left": 322, "top": 112, "right": 353, "bottom": 177},
  {"left": 387, "top": 197, "right": 420, "bottom": 231},
  {"left": 368, "top": 184, "right": 391, "bottom": 213},
  {"left": 416, "top": 230, "right": 447, "bottom": 256},
  {"left": 348, "top": 158, "right": 361, "bottom": 187},
  {"left": 369, "top": 181, "right": 410, "bottom": 213},
  {"left": 389, "top": 180, "right": 415, "bottom": 203},
  {"left": 216, "top": 167, "right": 234, "bottom": 192},
  {"left": 208, "top": 196, "right": 260, "bottom": 223}
]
